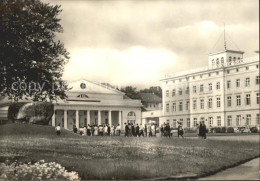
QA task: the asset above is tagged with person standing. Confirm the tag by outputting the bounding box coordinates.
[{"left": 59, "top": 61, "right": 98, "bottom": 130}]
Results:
[
  {"left": 108, "top": 124, "right": 111, "bottom": 136},
  {"left": 99, "top": 125, "right": 104, "bottom": 136},
  {"left": 111, "top": 125, "right": 115, "bottom": 136},
  {"left": 55, "top": 124, "right": 61, "bottom": 136},
  {"left": 136, "top": 124, "right": 140, "bottom": 137},
  {"left": 73, "top": 124, "right": 77, "bottom": 133},
  {"left": 139, "top": 124, "right": 144, "bottom": 137},
  {"left": 94, "top": 125, "right": 99, "bottom": 136},
  {"left": 199, "top": 122, "right": 203, "bottom": 139},
  {"left": 131, "top": 123, "right": 135, "bottom": 137},
  {"left": 83, "top": 125, "right": 87, "bottom": 136},
  {"left": 87, "top": 124, "right": 91, "bottom": 136},
  {"left": 202, "top": 122, "right": 207, "bottom": 139},
  {"left": 147, "top": 124, "right": 152, "bottom": 137},
  {"left": 116, "top": 124, "right": 121, "bottom": 136},
  {"left": 125, "top": 123, "right": 129, "bottom": 137},
  {"left": 144, "top": 124, "right": 147, "bottom": 137}
]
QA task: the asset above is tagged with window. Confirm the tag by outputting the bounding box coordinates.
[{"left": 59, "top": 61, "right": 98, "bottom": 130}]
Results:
[
  {"left": 166, "top": 104, "right": 169, "bottom": 112},
  {"left": 186, "top": 101, "right": 190, "bottom": 110},
  {"left": 236, "top": 115, "right": 241, "bottom": 126},
  {"left": 212, "top": 59, "right": 215, "bottom": 66},
  {"left": 227, "top": 80, "right": 231, "bottom": 89},
  {"left": 172, "top": 103, "right": 176, "bottom": 112},
  {"left": 208, "top": 73, "right": 211, "bottom": 77},
  {"left": 185, "top": 87, "right": 189, "bottom": 94},
  {"left": 217, "top": 116, "right": 221, "bottom": 126},
  {"left": 221, "top": 57, "right": 224, "bottom": 65},
  {"left": 246, "top": 66, "right": 249, "bottom": 70},
  {"left": 179, "top": 79, "right": 182, "bottom": 82},
  {"left": 238, "top": 57, "right": 241, "bottom": 63},
  {"left": 245, "top": 78, "right": 250, "bottom": 87},
  {"left": 257, "top": 65, "right": 259, "bottom": 69},
  {"left": 257, "top": 114, "right": 260, "bottom": 124},
  {"left": 166, "top": 90, "right": 169, "bottom": 97},
  {"left": 208, "top": 98, "right": 212, "bottom": 108},
  {"left": 193, "top": 86, "right": 197, "bottom": 93},
  {"left": 233, "top": 57, "right": 236, "bottom": 64},
  {"left": 173, "top": 119, "right": 177, "bottom": 128},
  {"left": 236, "top": 68, "right": 239, "bottom": 72},
  {"left": 193, "top": 100, "right": 197, "bottom": 110},
  {"left": 227, "top": 116, "right": 232, "bottom": 126},
  {"left": 246, "top": 114, "right": 251, "bottom": 125},
  {"left": 216, "top": 82, "right": 220, "bottom": 90},
  {"left": 236, "top": 95, "right": 241, "bottom": 106},
  {"left": 217, "top": 97, "right": 221, "bottom": 108},
  {"left": 200, "top": 99, "right": 204, "bottom": 109},
  {"left": 227, "top": 70, "right": 230, "bottom": 74},
  {"left": 200, "top": 74, "right": 203, "bottom": 78},
  {"left": 236, "top": 79, "right": 240, "bottom": 87},
  {"left": 187, "top": 118, "right": 190, "bottom": 128},
  {"left": 209, "top": 83, "right": 212, "bottom": 91},
  {"left": 172, "top": 89, "right": 176, "bottom": 96},
  {"left": 246, "top": 94, "right": 251, "bottom": 105},
  {"left": 216, "top": 58, "right": 219, "bottom": 67},
  {"left": 179, "top": 119, "right": 183, "bottom": 125},
  {"left": 193, "top": 76, "right": 195, "bottom": 80},
  {"left": 227, "top": 96, "right": 232, "bottom": 107},
  {"left": 256, "top": 76, "right": 260, "bottom": 84},
  {"left": 257, "top": 93, "right": 260, "bottom": 104},
  {"left": 200, "top": 84, "right": 204, "bottom": 92},
  {"left": 179, "top": 102, "right": 183, "bottom": 111},
  {"left": 228, "top": 57, "right": 232, "bottom": 65},
  {"left": 209, "top": 117, "right": 213, "bottom": 126},
  {"left": 216, "top": 71, "right": 219, "bottom": 75},
  {"left": 179, "top": 88, "right": 182, "bottom": 95},
  {"left": 193, "top": 118, "right": 197, "bottom": 127}
]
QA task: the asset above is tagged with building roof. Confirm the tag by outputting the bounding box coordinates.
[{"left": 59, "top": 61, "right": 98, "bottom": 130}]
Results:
[{"left": 139, "top": 93, "right": 162, "bottom": 103}]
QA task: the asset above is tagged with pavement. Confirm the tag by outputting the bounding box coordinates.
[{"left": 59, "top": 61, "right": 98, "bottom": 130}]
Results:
[{"left": 199, "top": 157, "right": 260, "bottom": 180}]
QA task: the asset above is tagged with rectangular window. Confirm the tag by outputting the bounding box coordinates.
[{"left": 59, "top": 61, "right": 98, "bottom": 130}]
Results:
[
  {"left": 227, "top": 96, "right": 232, "bottom": 107},
  {"left": 227, "top": 116, "right": 232, "bottom": 126},
  {"left": 172, "top": 103, "right": 176, "bottom": 112},
  {"left": 179, "top": 119, "right": 183, "bottom": 125},
  {"left": 245, "top": 78, "right": 250, "bottom": 87},
  {"left": 200, "top": 99, "right": 204, "bottom": 109},
  {"left": 208, "top": 98, "right": 212, "bottom": 108},
  {"left": 217, "top": 116, "right": 221, "bottom": 126},
  {"left": 185, "top": 87, "right": 189, "bottom": 94},
  {"left": 200, "top": 84, "right": 204, "bottom": 92},
  {"left": 227, "top": 80, "right": 231, "bottom": 89},
  {"left": 179, "top": 102, "right": 183, "bottom": 111},
  {"left": 236, "top": 115, "right": 241, "bottom": 126},
  {"left": 186, "top": 101, "right": 189, "bottom": 110},
  {"left": 193, "top": 86, "right": 196, "bottom": 93},
  {"left": 193, "top": 118, "right": 197, "bottom": 127},
  {"left": 246, "top": 114, "right": 251, "bottom": 125},
  {"left": 257, "top": 76, "right": 260, "bottom": 84},
  {"left": 179, "top": 88, "right": 182, "bottom": 95},
  {"left": 208, "top": 83, "right": 212, "bottom": 91},
  {"left": 217, "top": 97, "right": 221, "bottom": 108},
  {"left": 166, "top": 104, "right": 169, "bottom": 112},
  {"left": 246, "top": 94, "right": 251, "bottom": 105},
  {"left": 172, "top": 89, "right": 175, "bottom": 96},
  {"left": 193, "top": 100, "right": 197, "bottom": 110},
  {"left": 187, "top": 118, "right": 190, "bottom": 128},
  {"left": 236, "top": 95, "right": 241, "bottom": 106},
  {"left": 236, "top": 79, "right": 240, "bottom": 87},
  {"left": 216, "top": 82, "right": 220, "bottom": 90},
  {"left": 257, "top": 93, "right": 260, "bottom": 104},
  {"left": 166, "top": 90, "right": 169, "bottom": 97},
  {"left": 209, "top": 117, "right": 213, "bottom": 126},
  {"left": 173, "top": 119, "right": 177, "bottom": 128},
  {"left": 257, "top": 114, "right": 260, "bottom": 124}
]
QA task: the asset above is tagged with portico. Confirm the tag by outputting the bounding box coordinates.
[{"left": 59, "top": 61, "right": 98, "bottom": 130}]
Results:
[{"left": 51, "top": 79, "right": 142, "bottom": 131}]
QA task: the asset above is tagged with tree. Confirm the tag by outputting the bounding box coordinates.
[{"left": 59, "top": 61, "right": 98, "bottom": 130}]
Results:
[
  {"left": 0, "top": 0, "right": 70, "bottom": 102},
  {"left": 140, "top": 86, "right": 162, "bottom": 98},
  {"left": 120, "top": 86, "right": 141, "bottom": 100}
]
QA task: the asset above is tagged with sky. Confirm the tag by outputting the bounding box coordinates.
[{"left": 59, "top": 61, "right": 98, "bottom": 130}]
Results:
[{"left": 46, "top": 0, "right": 259, "bottom": 89}]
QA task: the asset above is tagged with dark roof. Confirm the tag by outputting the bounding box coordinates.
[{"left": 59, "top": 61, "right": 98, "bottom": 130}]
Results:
[{"left": 139, "top": 93, "right": 162, "bottom": 103}]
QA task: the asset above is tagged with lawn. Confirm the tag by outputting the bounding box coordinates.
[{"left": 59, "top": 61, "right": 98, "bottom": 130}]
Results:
[{"left": 0, "top": 123, "right": 259, "bottom": 180}]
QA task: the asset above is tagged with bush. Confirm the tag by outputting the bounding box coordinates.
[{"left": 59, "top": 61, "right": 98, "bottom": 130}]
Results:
[
  {"left": 220, "top": 127, "right": 226, "bottom": 133},
  {"left": 227, "top": 127, "right": 234, "bottom": 133},
  {"left": 184, "top": 128, "right": 196, "bottom": 133},
  {"left": 250, "top": 127, "right": 258, "bottom": 133},
  {"left": 215, "top": 127, "right": 221, "bottom": 133}
]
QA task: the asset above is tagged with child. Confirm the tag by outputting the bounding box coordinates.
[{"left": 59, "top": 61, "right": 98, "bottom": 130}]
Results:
[{"left": 55, "top": 124, "right": 61, "bottom": 136}]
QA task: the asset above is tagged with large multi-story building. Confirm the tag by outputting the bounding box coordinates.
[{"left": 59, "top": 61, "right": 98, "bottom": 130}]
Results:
[{"left": 160, "top": 49, "right": 259, "bottom": 129}]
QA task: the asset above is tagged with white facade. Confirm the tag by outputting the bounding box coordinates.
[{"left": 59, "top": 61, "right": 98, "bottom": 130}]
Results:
[
  {"left": 51, "top": 79, "right": 142, "bottom": 130},
  {"left": 161, "top": 50, "right": 259, "bottom": 129}
]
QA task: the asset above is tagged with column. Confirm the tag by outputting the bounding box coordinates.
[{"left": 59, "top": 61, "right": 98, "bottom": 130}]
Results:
[
  {"left": 98, "top": 110, "right": 101, "bottom": 125},
  {"left": 64, "top": 110, "right": 67, "bottom": 129},
  {"left": 87, "top": 110, "right": 90, "bottom": 125},
  {"left": 52, "top": 111, "right": 55, "bottom": 126},
  {"left": 119, "top": 111, "right": 122, "bottom": 129},
  {"left": 76, "top": 110, "right": 79, "bottom": 129},
  {"left": 108, "top": 110, "right": 112, "bottom": 126}
]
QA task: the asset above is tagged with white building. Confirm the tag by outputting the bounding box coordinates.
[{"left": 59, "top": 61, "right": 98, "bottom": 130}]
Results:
[{"left": 160, "top": 49, "right": 259, "bottom": 129}]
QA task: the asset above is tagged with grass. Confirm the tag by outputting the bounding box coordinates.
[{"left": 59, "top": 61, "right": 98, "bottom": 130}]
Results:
[{"left": 0, "top": 123, "right": 259, "bottom": 180}]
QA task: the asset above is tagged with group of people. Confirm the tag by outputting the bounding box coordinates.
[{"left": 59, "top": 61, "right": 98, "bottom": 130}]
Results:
[
  {"left": 196, "top": 122, "right": 207, "bottom": 139},
  {"left": 160, "top": 123, "right": 184, "bottom": 138},
  {"left": 124, "top": 123, "right": 157, "bottom": 137},
  {"left": 73, "top": 124, "right": 122, "bottom": 136}
]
